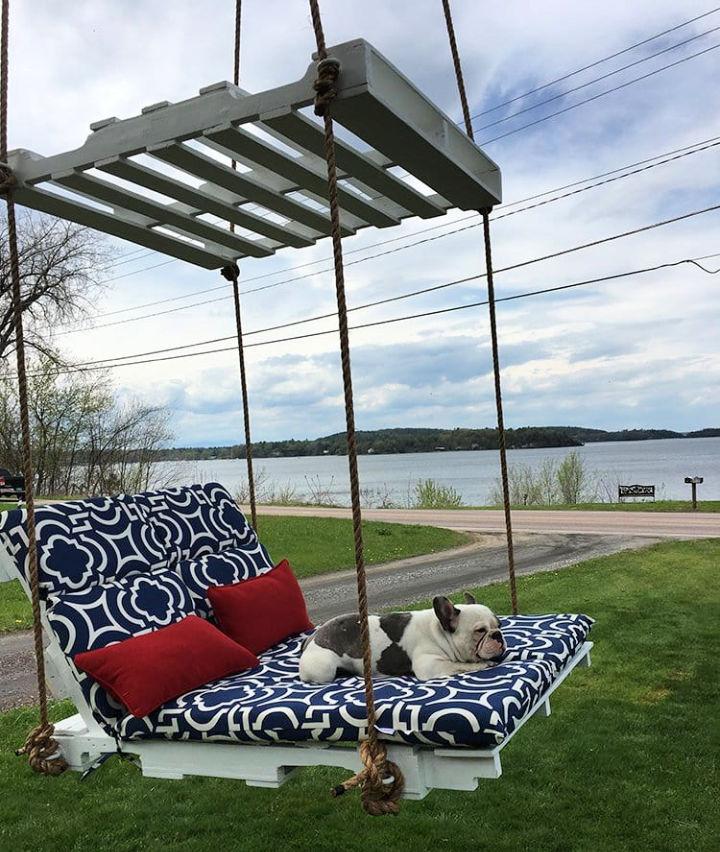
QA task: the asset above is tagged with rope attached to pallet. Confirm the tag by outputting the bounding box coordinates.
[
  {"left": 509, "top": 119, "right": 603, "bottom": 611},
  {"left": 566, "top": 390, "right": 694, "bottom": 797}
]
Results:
[
  {"left": 221, "top": 261, "right": 258, "bottom": 530},
  {"left": 308, "top": 0, "right": 404, "bottom": 815},
  {"left": 0, "top": 0, "right": 67, "bottom": 775},
  {"left": 441, "top": 0, "right": 518, "bottom": 614},
  {"left": 224, "top": 0, "right": 258, "bottom": 530}
]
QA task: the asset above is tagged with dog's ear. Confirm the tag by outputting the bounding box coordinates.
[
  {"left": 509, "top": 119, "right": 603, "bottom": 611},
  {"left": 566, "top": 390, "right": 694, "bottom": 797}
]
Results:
[
  {"left": 433, "top": 596, "right": 460, "bottom": 633},
  {"left": 463, "top": 592, "right": 477, "bottom": 605}
]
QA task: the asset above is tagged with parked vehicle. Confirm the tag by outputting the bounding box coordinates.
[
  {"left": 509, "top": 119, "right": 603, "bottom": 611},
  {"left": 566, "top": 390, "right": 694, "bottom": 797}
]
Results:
[{"left": 0, "top": 467, "right": 25, "bottom": 502}]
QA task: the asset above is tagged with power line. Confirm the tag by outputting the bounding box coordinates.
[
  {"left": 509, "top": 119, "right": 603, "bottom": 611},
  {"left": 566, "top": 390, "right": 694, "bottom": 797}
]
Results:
[
  {"left": 475, "top": 24, "right": 720, "bottom": 133},
  {"left": 52, "top": 254, "right": 720, "bottom": 371},
  {"left": 45, "top": 10, "right": 720, "bottom": 288},
  {"left": 469, "top": 5, "right": 720, "bottom": 120},
  {"left": 479, "top": 41, "right": 720, "bottom": 145},
  {"left": 89, "top": 130, "right": 720, "bottom": 316},
  {"left": 53, "top": 136, "right": 720, "bottom": 336},
  {"left": 17, "top": 253, "right": 717, "bottom": 381}
]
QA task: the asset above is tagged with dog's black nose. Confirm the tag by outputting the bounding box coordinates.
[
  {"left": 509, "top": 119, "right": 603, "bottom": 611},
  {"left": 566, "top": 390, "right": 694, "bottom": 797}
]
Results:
[{"left": 491, "top": 630, "right": 503, "bottom": 642}]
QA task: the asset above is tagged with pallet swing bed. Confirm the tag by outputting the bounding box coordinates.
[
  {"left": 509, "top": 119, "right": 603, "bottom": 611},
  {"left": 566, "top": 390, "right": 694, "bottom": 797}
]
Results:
[{"left": 0, "top": 0, "right": 593, "bottom": 814}]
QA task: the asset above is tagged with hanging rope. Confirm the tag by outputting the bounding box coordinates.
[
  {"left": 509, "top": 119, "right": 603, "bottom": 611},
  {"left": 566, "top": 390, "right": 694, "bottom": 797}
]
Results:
[
  {"left": 441, "top": 0, "right": 518, "bottom": 613},
  {"left": 0, "top": 0, "right": 67, "bottom": 775},
  {"left": 307, "top": 0, "right": 403, "bottom": 815},
  {"left": 221, "top": 262, "right": 258, "bottom": 529},
  {"left": 224, "top": 0, "right": 257, "bottom": 529}
]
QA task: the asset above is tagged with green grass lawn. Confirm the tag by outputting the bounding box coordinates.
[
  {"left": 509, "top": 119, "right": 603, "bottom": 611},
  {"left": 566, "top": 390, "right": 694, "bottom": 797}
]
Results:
[
  {"left": 1, "top": 539, "right": 718, "bottom": 850},
  {"left": 0, "top": 515, "right": 468, "bottom": 632}
]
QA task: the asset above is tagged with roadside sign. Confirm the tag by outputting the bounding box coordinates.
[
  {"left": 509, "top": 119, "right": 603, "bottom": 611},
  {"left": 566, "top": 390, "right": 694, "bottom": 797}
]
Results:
[{"left": 618, "top": 484, "right": 655, "bottom": 500}]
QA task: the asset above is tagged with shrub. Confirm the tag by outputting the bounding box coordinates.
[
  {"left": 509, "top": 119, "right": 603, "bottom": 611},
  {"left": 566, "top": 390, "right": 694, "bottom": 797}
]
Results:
[
  {"left": 489, "top": 451, "right": 596, "bottom": 506},
  {"left": 412, "top": 478, "right": 464, "bottom": 509}
]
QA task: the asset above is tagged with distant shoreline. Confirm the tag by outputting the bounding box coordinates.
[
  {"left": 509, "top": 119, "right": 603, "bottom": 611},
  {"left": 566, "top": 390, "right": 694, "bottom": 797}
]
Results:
[{"left": 148, "top": 427, "right": 720, "bottom": 463}]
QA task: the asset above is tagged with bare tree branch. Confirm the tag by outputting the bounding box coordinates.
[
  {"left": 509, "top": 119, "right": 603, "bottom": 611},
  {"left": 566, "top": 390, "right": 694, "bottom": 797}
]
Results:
[{"left": 0, "top": 211, "right": 109, "bottom": 361}]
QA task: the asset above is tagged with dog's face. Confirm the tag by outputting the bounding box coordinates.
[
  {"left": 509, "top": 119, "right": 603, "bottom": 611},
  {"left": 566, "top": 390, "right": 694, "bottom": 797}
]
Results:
[{"left": 432, "top": 593, "right": 505, "bottom": 662}]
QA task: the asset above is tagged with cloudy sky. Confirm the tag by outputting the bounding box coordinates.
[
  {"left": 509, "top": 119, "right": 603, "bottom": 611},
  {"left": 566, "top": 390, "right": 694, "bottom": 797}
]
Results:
[{"left": 7, "top": 0, "right": 720, "bottom": 445}]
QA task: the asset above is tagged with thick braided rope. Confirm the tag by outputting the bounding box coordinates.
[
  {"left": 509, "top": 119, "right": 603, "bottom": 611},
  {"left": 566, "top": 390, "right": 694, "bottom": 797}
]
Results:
[
  {"left": 221, "top": 263, "right": 258, "bottom": 529},
  {"left": 481, "top": 211, "right": 518, "bottom": 613},
  {"left": 441, "top": 0, "right": 518, "bottom": 613},
  {"left": 308, "top": 0, "right": 403, "bottom": 814},
  {"left": 331, "top": 741, "right": 404, "bottom": 816},
  {"left": 230, "top": 0, "right": 242, "bottom": 176},
  {"left": 225, "top": 2, "right": 258, "bottom": 529},
  {"left": 1, "top": 0, "right": 67, "bottom": 774},
  {"left": 441, "top": 0, "right": 473, "bottom": 137}
]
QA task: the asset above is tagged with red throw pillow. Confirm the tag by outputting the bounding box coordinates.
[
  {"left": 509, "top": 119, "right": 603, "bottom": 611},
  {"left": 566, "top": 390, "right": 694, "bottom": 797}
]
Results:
[
  {"left": 74, "top": 615, "right": 259, "bottom": 718},
  {"left": 208, "top": 559, "right": 313, "bottom": 655}
]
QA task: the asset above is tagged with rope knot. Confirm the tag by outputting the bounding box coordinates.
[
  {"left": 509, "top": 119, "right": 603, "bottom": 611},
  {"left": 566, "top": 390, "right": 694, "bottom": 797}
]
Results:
[
  {"left": 313, "top": 57, "right": 340, "bottom": 117},
  {"left": 331, "top": 739, "right": 404, "bottom": 816},
  {"left": 16, "top": 722, "right": 68, "bottom": 776},
  {"left": 220, "top": 262, "right": 240, "bottom": 283},
  {"left": 0, "top": 164, "right": 17, "bottom": 195}
]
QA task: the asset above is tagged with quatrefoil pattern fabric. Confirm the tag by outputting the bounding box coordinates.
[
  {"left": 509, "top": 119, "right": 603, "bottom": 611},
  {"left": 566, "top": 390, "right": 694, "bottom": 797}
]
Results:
[
  {"left": 47, "top": 569, "right": 197, "bottom": 726},
  {"left": 136, "top": 482, "right": 271, "bottom": 566},
  {"left": 0, "top": 497, "right": 167, "bottom": 596}
]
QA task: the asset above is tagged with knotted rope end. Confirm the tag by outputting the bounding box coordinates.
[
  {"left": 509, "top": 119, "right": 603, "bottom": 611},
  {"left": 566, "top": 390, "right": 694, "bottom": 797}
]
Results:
[
  {"left": 313, "top": 57, "right": 341, "bottom": 117},
  {"left": 16, "top": 723, "right": 69, "bottom": 776},
  {"left": 331, "top": 739, "right": 404, "bottom": 816}
]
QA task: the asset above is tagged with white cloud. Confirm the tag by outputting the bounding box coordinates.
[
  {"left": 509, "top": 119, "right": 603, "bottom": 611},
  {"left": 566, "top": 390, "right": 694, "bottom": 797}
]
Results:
[{"left": 7, "top": 0, "right": 720, "bottom": 443}]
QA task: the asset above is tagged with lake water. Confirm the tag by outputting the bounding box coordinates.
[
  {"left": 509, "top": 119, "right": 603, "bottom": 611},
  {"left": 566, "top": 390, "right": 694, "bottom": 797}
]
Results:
[{"left": 155, "top": 437, "right": 719, "bottom": 506}]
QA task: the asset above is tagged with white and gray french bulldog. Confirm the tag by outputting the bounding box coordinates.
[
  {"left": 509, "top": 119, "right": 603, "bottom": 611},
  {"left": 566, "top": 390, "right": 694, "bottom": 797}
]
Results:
[{"left": 299, "top": 593, "right": 505, "bottom": 683}]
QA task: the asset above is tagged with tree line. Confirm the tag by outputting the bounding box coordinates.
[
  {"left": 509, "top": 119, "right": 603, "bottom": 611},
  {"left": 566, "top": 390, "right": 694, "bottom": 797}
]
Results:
[{"left": 152, "top": 424, "right": 720, "bottom": 462}]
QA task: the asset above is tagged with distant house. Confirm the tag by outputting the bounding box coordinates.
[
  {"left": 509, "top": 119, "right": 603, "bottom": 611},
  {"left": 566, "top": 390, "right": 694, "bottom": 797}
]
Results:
[
  {"left": 367, "top": 447, "right": 376, "bottom": 454},
  {"left": 434, "top": 446, "right": 446, "bottom": 451}
]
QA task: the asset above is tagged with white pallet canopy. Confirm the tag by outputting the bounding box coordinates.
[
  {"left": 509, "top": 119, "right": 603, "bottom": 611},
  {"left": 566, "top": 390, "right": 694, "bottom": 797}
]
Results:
[{"left": 6, "top": 39, "right": 501, "bottom": 270}]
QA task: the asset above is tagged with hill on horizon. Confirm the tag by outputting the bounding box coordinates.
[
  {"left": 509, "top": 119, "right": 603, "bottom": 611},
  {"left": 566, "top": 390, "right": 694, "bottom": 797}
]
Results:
[{"left": 143, "top": 425, "right": 720, "bottom": 461}]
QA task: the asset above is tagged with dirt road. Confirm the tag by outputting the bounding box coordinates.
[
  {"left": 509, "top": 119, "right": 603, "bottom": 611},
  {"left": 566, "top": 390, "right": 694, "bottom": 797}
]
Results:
[{"left": 258, "top": 505, "right": 719, "bottom": 538}]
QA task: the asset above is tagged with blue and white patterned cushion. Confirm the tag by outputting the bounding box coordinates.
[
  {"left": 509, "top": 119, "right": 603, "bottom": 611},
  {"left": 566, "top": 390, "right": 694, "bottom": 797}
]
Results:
[
  {"left": 116, "top": 613, "right": 592, "bottom": 748},
  {"left": 501, "top": 614, "right": 595, "bottom": 668},
  {"left": 137, "top": 482, "right": 268, "bottom": 566},
  {"left": 175, "top": 547, "right": 275, "bottom": 620},
  {"left": 47, "top": 569, "right": 196, "bottom": 727},
  {"left": 0, "top": 497, "right": 167, "bottom": 596}
]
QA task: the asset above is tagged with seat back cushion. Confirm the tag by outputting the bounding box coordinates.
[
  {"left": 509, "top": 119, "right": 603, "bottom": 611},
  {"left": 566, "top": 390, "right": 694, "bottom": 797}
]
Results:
[
  {"left": 137, "top": 482, "right": 270, "bottom": 565},
  {"left": 47, "top": 568, "right": 196, "bottom": 726},
  {"left": 177, "top": 547, "right": 275, "bottom": 620},
  {"left": 0, "top": 496, "right": 167, "bottom": 597}
]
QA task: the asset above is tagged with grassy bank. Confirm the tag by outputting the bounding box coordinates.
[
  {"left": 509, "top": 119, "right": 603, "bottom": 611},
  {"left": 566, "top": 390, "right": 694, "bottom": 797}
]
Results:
[
  {"left": 1, "top": 539, "right": 718, "bottom": 850},
  {"left": 0, "top": 515, "right": 468, "bottom": 632}
]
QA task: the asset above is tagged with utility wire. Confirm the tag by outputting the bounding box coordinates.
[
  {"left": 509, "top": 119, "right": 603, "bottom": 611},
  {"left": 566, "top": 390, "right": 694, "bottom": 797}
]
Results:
[
  {"left": 92, "top": 131, "right": 720, "bottom": 313},
  {"left": 15, "top": 253, "right": 717, "bottom": 381},
  {"left": 63, "top": 10, "right": 720, "bottom": 285},
  {"left": 479, "top": 41, "right": 720, "bottom": 145},
  {"left": 51, "top": 254, "right": 720, "bottom": 370},
  {"left": 54, "top": 137, "right": 720, "bottom": 335},
  {"left": 469, "top": 5, "right": 720, "bottom": 120},
  {"left": 475, "top": 24, "right": 720, "bottom": 132}
]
